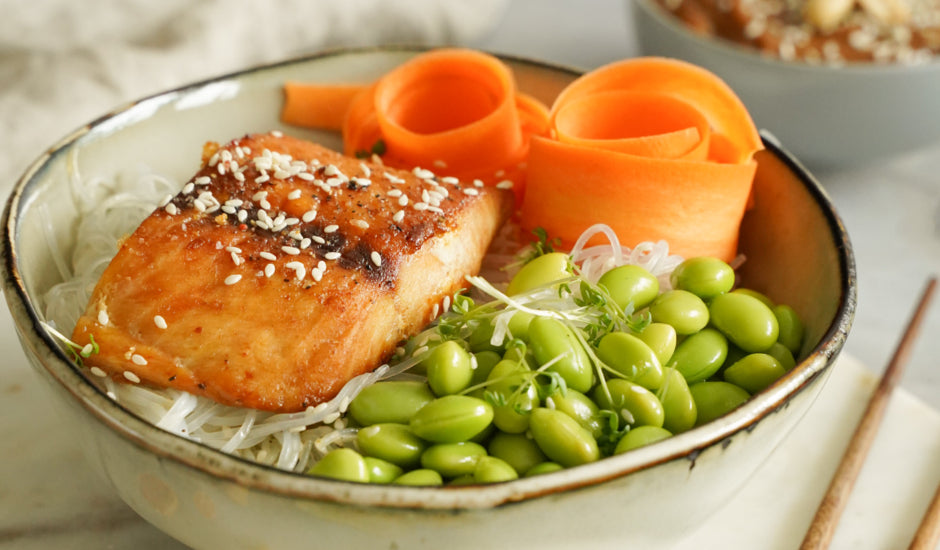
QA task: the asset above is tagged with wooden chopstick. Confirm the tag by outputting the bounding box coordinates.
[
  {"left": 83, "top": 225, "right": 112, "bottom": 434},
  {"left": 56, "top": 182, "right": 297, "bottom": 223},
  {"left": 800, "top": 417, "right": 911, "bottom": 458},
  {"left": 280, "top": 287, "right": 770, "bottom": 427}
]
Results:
[
  {"left": 909, "top": 480, "right": 940, "bottom": 550},
  {"left": 800, "top": 276, "right": 938, "bottom": 550}
]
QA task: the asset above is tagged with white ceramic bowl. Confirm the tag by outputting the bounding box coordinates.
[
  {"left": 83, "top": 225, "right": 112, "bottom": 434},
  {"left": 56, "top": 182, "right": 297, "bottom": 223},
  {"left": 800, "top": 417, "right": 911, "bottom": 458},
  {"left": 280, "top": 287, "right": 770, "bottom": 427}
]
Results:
[
  {"left": 631, "top": 0, "right": 940, "bottom": 169},
  {"left": 2, "top": 47, "right": 855, "bottom": 549}
]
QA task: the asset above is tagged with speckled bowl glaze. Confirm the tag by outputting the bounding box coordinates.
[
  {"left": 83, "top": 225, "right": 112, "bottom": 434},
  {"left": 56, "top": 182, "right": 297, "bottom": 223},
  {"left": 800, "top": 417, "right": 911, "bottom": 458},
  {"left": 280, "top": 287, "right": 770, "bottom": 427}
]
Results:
[
  {"left": 2, "top": 47, "right": 855, "bottom": 550},
  {"left": 631, "top": 0, "right": 940, "bottom": 169}
]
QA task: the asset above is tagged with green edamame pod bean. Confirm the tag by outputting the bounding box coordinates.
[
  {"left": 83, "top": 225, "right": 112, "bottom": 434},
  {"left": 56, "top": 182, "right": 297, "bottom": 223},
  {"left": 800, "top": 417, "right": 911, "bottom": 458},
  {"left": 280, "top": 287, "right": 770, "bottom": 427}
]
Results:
[
  {"left": 348, "top": 381, "right": 435, "bottom": 427},
  {"left": 689, "top": 381, "right": 750, "bottom": 426},
  {"left": 410, "top": 395, "right": 494, "bottom": 443},
  {"left": 468, "top": 318, "right": 501, "bottom": 353},
  {"left": 709, "top": 292, "right": 779, "bottom": 352},
  {"left": 356, "top": 423, "right": 426, "bottom": 468},
  {"left": 773, "top": 304, "right": 805, "bottom": 356},
  {"left": 723, "top": 353, "right": 787, "bottom": 393},
  {"left": 636, "top": 322, "right": 677, "bottom": 367},
  {"left": 529, "top": 407, "right": 601, "bottom": 467},
  {"left": 731, "top": 288, "right": 774, "bottom": 307},
  {"left": 659, "top": 367, "right": 697, "bottom": 434},
  {"left": 364, "top": 456, "right": 403, "bottom": 484},
  {"left": 508, "top": 311, "right": 535, "bottom": 341},
  {"left": 448, "top": 475, "right": 477, "bottom": 486},
  {"left": 670, "top": 257, "right": 735, "bottom": 300},
  {"left": 598, "top": 264, "right": 660, "bottom": 311},
  {"left": 420, "top": 441, "right": 487, "bottom": 478},
  {"left": 550, "top": 388, "right": 603, "bottom": 437},
  {"left": 528, "top": 316, "right": 594, "bottom": 393},
  {"left": 393, "top": 469, "right": 443, "bottom": 486},
  {"left": 471, "top": 351, "right": 502, "bottom": 385},
  {"left": 670, "top": 328, "right": 728, "bottom": 384},
  {"left": 596, "top": 332, "right": 664, "bottom": 390},
  {"left": 593, "top": 379, "right": 665, "bottom": 428},
  {"left": 507, "top": 252, "right": 571, "bottom": 295},
  {"left": 649, "top": 290, "right": 710, "bottom": 335},
  {"left": 487, "top": 432, "right": 548, "bottom": 476},
  {"left": 473, "top": 456, "right": 519, "bottom": 483},
  {"left": 307, "top": 448, "right": 369, "bottom": 483},
  {"left": 614, "top": 425, "right": 673, "bottom": 454},
  {"left": 524, "top": 462, "right": 564, "bottom": 477},
  {"left": 486, "top": 359, "right": 539, "bottom": 434},
  {"left": 766, "top": 342, "right": 796, "bottom": 372},
  {"left": 425, "top": 340, "right": 473, "bottom": 396}
]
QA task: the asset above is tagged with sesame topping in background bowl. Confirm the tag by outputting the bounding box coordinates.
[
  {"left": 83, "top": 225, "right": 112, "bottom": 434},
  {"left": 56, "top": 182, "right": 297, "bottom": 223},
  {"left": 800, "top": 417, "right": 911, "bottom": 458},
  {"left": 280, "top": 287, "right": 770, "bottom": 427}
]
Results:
[{"left": 656, "top": 0, "right": 940, "bottom": 65}]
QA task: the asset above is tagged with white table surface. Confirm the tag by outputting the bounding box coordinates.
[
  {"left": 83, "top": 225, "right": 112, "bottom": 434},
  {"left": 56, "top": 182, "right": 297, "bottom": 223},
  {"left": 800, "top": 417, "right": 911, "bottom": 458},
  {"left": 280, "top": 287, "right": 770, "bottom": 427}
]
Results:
[{"left": 2, "top": 1, "right": 939, "bottom": 548}]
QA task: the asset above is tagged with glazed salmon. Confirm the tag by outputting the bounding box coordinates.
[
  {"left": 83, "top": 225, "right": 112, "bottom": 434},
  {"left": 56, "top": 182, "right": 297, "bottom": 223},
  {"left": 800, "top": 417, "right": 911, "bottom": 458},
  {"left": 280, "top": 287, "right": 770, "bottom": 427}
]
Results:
[{"left": 71, "top": 132, "right": 510, "bottom": 412}]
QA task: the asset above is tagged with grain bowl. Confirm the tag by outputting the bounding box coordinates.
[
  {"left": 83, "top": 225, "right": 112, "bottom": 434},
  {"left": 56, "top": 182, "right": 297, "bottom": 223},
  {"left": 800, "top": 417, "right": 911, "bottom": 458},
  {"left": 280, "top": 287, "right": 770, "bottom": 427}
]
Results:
[
  {"left": 1, "top": 47, "right": 855, "bottom": 549},
  {"left": 631, "top": 0, "right": 940, "bottom": 168}
]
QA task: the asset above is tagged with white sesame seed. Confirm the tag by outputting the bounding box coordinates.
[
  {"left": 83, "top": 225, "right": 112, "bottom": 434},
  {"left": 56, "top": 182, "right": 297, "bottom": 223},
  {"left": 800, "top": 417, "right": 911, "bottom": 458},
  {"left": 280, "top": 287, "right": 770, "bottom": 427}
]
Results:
[
  {"left": 282, "top": 246, "right": 300, "bottom": 255},
  {"left": 359, "top": 162, "right": 371, "bottom": 178},
  {"left": 323, "top": 164, "right": 340, "bottom": 177},
  {"left": 90, "top": 366, "right": 107, "bottom": 378},
  {"left": 324, "top": 224, "right": 339, "bottom": 233},
  {"left": 298, "top": 172, "right": 315, "bottom": 181},
  {"left": 234, "top": 172, "right": 246, "bottom": 183},
  {"left": 224, "top": 274, "right": 242, "bottom": 285},
  {"left": 441, "top": 176, "right": 459, "bottom": 185},
  {"left": 393, "top": 210, "right": 405, "bottom": 223},
  {"left": 237, "top": 210, "right": 248, "bottom": 222},
  {"left": 221, "top": 150, "right": 233, "bottom": 162},
  {"left": 271, "top": 130, "right": 283, "bottom": 137},
  {"left": 312, "top": 235, "right": 326, "bottom": 244},
  {"left": 264, "top": 263, "right": 275, "bottom": 278},
  {"left": 286, "top": 261, "right": 306, "bottom": 280},
  {"left": 97, "top": 310, "right": 109, "bottom": 326},
  {"left": 431, "top": 303, "right": 440, "bottom": 319},
  {"left": 165, "top": 203, "right": 178, "bottom": 215},
  {"left": 300, "top": 237, "right": 311, "bottom": 249},
  {"left": 195, "top": 176, "right": 211, "bottom": 185},
  {"left": 81, "top": 344, "right": 94, "bottom": 356},
  {"left": 193, "top": 199, "right": 207, "bottom": 212},
  {"left": 302, "top": 209, "right": 317, "bottom": 223},
  {"left": 230, "top": 252, "right": 243, "bottom": 266},
  {"left": 463, "top": 187, "right": 480, "bottom": 196},
  {"left": 427, "top": 206, "right": 444, "bottom": 215},
  {"left": 324, "top": 252, "right": 341, "bottom": 260},
  {"left": 398, "top": 195, "right": 409, "bottom": 206},
  {"left": 351, "top": 219, "right": 369, "bottom": 229},
  {"left": 217, "top": 163, "right": 227, "bottom": 175},
  {"left": 443, "top": 295, "right": 451, "bottom": 312},
  {"left": 384, "top": 172, "right": 405, "bottom": 184},
  {"left": 326, "top": 177, "right": 344, "bottom": 187},
  {"left": 387, "top": 189, "right": 403, "bottom": 198},
  {"left": 259, "top": 251, "right": 277, "bottom": 261},
  {"left": 370, "top": 251, "right": 382, "bottom": 267},
  {"left": 221, "top": 205, "right": 237, "bottom": 214},
  {"left": 473, "top": 179, "right": 484, "bottom": 188},
  {"left": 311, "top": 267, "right": 323, "bottom": 282},
  {"left": 413, "top": 202, "right": 429, "bottom": 211},
  {"left": 496, "top": 180, "right": 514, "bottom": 190},
  {"left": 208, "top": 152, "right": 220, "bottom": 166},
  {"left": 318, "top": 260, "right": 326, "bottom": 271},
  {"left": 252, "top": 191, "right": 268, "bottom": 201},
  {"left": 255, "top": 173, "right": 270, "bottom": 184},
  {"left": 260, "top": 199, "right": 271, "bottom": 210},
  {"left": 154, "top": 315, "right": 168, "bottom": 330},
  {"left": 413, "top": 167, "right": 435, "bottom": 180},
  {"left": 225, "top": 246, "right": 242, "bottom": 254},
  {"left": 123, "top": 370, "right": 141, "bottom": 383},
  {"left": 131, "top": 354, "right": 148, "bottom": 366},
  {"left": 182, "top": 182, "right": 195, "bottom": 194},
  {"left": 421, "top": 189, "right": 431, "bottom": 203},
  {"left": 274, "top": 169, "right": 290, "bottom": 180}
]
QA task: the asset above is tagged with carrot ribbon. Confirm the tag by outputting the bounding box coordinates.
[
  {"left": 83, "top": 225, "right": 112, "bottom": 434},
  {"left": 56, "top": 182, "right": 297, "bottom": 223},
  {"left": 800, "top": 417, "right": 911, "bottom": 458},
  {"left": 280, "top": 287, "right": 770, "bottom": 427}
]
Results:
[{"left": 519, "top": 57, "right": 763, "bottom": 262}]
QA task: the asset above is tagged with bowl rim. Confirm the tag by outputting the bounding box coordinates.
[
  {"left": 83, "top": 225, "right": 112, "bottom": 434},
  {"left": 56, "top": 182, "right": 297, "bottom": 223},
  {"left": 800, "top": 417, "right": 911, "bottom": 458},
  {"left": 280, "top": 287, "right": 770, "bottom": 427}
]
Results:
[
  {"left": 1, "top": 45, "right": 857, "bottom": 510},
  {"left": 632, "top": 0, "right": 940, "bottom": 73}
]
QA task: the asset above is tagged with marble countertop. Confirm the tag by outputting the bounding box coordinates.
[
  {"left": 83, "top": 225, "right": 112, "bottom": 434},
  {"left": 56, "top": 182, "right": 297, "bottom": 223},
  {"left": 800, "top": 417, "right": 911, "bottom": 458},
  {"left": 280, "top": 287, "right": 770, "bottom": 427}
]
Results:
[{"left": 2, "top": 0, "right": 939, "bottom": 548}]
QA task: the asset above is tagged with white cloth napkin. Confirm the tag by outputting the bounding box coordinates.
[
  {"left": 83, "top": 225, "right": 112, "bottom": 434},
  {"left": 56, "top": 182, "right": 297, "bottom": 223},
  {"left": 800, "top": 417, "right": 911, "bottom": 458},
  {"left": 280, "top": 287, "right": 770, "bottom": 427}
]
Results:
[{"left": 0, "top": 0, "right": 507, "bottom": 188}]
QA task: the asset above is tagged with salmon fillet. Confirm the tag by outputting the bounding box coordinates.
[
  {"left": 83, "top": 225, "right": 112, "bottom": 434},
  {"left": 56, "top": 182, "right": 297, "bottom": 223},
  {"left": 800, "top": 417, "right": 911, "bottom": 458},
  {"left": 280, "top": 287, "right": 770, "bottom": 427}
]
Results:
[{"left": 71, "top": 132, "right": 510, "bottom": 412}]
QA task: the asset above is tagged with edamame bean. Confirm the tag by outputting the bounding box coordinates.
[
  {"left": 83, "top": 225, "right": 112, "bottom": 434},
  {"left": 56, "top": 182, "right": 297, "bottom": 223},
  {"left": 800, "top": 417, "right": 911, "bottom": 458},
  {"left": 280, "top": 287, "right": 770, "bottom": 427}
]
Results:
[
  {"left": 709, "top": 292, "right": 779, "bottom": 352},
  {"left": 424, "top": 340, "right": 473, "bottom": 396},
  {"left": 614, "top": 426, "right": 673, "bottom": 454},
  {"left": 732, "top": 288, "right": 774, "bottom": 307},
  {"left": 471, "top": 351, "right": 502, "bottom": 385},
  {"left": 529, "top": 407, "right": 601, "bottom": 467},
  {"left": 593, "top": 379, "right": 665, "bottom": 428},
  {"left": 487, "top": 432, "right": 548, "bottom": 476},
  {"left": 596, "top": 332, "right": 664, "bottom": 390},
  {"left": 773, "top": 304, "right": 805, "bottom": 356},
  {"left": 506, "top": 252, "right": 571, "bottom": 296},
  {"left": 420, "top": 442, "right": 487, "bottom": 478},
  {"left": 670, "top": 328, "right": 728, "bottom": 384},
  {"left": 550, "top": 388, "right": 603, "bottom": 437},
  {"left": 689, "top": 381, "right": 750, "bottom": 426},
  {"left": 348, "top": 381, "right": 435, "bottom": 427},
  {"left": 393, "top": 469, "right": 443, "bottom": 486},
  {"left": 486, "top": 359, "right": 539, "bottom": 434},
  {"left": 508, "top": 311, "right": 535, "bottom": 341},
  {"left": 766, "top": 342, "right": 796, "bottom": 372},
  {"left": 598, "top": 264, "right": 660, "bottom": 311},
  {"left": 649, "top": 290, "right": 710, "bottom": 335},
  {"left": 364, "top": 456, "right": 403, "bottom": 484},
  {"left": 670, "top": 257, "right": 735, "bottom": 300},
  {"left": 528, "top": 316, "right": 594, "bottom": 393},
  {"left": 524, "top": 462, "right": 564, "bottom": 477},
  {"left": 307, "top": 448, "right": 369, "bottom": 483},
  {"left": 658, "top": 367, "right": 697, "bottom": 434},
  {"left": 723, "top": 353, "right": 787, "bottom": 393},
  {"left": 448, "top": 475, "right": 477, "bottom": 486},
  {"left": 468, "top": 318, "right": 501, "bottom": 353},
  {"left": 635, "top": 322, "right": 677, "bottom": 367},
  {"left": 356, "top": 423, "right": 426, "bottom": 468},
  {"left": 473, "top": 456, "right": 519, "bottom": 483},
  {"left": 410, "top": 395, "right": 494, "bottom": 443}
]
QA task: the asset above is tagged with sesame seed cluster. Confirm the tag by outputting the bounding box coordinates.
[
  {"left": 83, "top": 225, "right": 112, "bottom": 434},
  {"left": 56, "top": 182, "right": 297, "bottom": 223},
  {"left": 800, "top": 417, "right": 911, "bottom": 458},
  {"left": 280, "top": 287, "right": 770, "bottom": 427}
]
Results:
[{"left": 659, "top": 0, "right": 940, "bottom": 64}]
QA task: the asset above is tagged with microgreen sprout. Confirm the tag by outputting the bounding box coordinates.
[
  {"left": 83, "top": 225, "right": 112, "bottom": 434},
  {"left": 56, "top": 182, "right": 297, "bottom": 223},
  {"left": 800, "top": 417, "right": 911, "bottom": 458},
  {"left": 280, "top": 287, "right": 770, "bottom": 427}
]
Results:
[{"left": 41, "top": 321, "right": 99, "bottom": 368}]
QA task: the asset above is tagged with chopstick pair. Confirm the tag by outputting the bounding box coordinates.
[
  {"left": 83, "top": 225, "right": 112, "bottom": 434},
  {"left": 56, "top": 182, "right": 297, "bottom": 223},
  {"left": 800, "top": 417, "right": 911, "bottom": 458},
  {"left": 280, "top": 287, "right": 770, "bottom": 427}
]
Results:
[{"left": 800, "top": 276, "right": 938, "bottom": 550}]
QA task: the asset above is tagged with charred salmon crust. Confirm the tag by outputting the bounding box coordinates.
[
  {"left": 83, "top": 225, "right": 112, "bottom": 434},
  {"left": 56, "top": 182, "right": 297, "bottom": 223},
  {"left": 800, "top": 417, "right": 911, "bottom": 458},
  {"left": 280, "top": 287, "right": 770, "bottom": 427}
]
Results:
[{"left": 71, "top": 132, "right": 511, "bottom": 412}]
